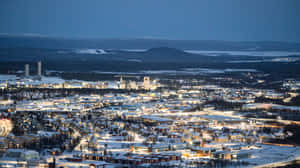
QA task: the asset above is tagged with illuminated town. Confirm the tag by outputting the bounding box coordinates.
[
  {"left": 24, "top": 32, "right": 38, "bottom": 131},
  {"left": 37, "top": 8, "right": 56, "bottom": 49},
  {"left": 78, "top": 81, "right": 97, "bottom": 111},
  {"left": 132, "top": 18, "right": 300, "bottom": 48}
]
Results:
[
  {"left": 1, "top": 1, "right": 300, "bottom": 167},
  {"left": 0, "top": 60, "right": 300, "bottom": 168}
]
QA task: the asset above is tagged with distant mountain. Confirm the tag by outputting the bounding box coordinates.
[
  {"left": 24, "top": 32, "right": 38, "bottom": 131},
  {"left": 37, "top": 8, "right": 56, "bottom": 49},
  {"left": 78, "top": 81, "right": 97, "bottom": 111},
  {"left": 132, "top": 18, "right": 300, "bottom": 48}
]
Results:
[
  {"left": 1, "top": 35, "right": 300, "bottom": 51},
  {"left": 1, "top": 35, "right": 300, "bottom": 75},
  {"left": 0, "top": 45, "right": 300, "bottom": 75},
  {"left": 137, "top": 47, "right": 193, "bottom": 62},
  {"left": 146, "top": 47, "right": 185, "bottom": 54}
]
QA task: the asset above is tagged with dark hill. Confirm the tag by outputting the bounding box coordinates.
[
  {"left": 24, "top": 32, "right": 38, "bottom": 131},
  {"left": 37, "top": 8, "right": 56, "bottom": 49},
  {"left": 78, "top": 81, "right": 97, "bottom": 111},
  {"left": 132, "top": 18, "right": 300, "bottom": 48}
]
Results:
[
  {"left": 146, "top": 47, "right": 186, "bottom": 54},
  {"left": 1, "top": 35, "right": 300, "bottom": 51}
]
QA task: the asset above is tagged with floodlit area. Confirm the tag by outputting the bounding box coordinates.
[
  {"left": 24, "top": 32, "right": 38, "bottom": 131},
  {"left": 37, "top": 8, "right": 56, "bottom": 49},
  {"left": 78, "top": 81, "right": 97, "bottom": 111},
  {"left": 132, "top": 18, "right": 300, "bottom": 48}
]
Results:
[{"left": 1, "top": 69, "right": 300, "bottom": 168}]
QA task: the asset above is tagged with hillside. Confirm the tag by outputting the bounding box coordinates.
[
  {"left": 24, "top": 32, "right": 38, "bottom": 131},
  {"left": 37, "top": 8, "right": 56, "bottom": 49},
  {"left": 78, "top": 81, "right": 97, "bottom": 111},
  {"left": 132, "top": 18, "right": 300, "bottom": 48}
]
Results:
[{"left": 1, "top": 35, "right": 300, "bottom": 51}]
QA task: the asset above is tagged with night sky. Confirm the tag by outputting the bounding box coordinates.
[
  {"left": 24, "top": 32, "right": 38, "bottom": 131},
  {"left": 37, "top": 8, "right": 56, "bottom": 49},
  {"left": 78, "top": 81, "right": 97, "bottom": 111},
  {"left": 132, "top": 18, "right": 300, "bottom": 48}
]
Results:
[{"left": 1, "top": 0, "right": 299, "bottom": 42}]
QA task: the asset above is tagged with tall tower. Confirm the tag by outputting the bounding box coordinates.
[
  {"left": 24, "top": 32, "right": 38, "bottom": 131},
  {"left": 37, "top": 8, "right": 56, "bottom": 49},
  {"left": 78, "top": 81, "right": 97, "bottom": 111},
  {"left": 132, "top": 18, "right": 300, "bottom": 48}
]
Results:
[
  {"left": 37, "top": 61, "right": 42, "bottom": 79},
  {"left": 120, "top": 76, "right": 123, "bottom": 83},
  {"left": 143, "top": 76, "right": 151, "bottom": 90},
  {"left": 25, "top": 64, "right": 29, "bottom": 77},
  {"left": 119, "top": 76, "right": 126, "bottom": 89}
]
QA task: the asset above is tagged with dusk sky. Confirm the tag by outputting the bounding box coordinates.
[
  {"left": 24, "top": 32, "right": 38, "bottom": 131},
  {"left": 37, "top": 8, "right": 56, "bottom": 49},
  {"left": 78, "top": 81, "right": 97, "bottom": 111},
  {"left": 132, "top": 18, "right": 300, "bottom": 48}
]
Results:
[{"left": 1, "top": 0, "right": 300, "bottom": 42}]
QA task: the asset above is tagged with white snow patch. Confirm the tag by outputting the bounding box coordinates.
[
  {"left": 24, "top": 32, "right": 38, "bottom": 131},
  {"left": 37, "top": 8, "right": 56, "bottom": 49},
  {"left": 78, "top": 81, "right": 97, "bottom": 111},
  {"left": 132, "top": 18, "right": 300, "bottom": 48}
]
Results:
[
  {"left": 185, "top": 50, "right": 300, "bottom": 57},
  {"left": 75, "top": 49, "right": 108, "bottom": 54}
]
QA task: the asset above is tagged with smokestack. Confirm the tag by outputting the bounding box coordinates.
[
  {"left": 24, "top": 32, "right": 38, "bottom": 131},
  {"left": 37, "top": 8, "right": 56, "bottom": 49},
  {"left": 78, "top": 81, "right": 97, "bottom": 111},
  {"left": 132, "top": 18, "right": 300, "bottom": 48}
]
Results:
[
  {"left": 37, "top": 61, "right": 42, "bottom": 79},
  {"left": 25, "top": 64, "right": 29, "bottom": 77}
]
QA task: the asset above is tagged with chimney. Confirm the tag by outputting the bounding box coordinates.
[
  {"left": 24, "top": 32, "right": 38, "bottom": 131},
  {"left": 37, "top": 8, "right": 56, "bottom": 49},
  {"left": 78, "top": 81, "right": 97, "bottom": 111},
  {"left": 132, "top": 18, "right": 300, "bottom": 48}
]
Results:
[
  {"left": 37, "top": 61, "right": 42, "bottom": 79},
  {"left": 25, "top": 64, "right": 29, "bottom": 77}
]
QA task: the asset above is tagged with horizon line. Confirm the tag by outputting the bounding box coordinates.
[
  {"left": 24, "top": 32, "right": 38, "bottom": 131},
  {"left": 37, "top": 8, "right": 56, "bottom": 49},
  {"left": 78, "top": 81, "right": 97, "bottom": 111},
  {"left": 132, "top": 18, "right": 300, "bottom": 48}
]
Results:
[{"left": 0, "top": 33, "right": 300, "bottom": 44}]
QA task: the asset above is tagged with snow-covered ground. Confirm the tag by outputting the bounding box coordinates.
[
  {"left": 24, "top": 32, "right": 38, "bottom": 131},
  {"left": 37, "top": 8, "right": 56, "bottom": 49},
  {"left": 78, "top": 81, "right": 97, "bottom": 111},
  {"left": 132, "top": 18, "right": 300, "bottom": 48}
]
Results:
[
  {"left": 92, "top": 68, "right": 258, "bottom": 76},
  {"left": 0, "top": 74, "right": 65, "bottom": 84},
  {"left": 72, "top": 48, "right": 300, "bottom": 57},
  {"left": 242, "top": 144, "right": 300, "bottom": 167},
  {"left": 0, "top": 74, "right": 19, "bottom": 81},
  {"left": 75, "top": 49, "right": 108, "bottom": 55},
  {"left": 185, "top": 50, "right": 300, "bottom": 57}
]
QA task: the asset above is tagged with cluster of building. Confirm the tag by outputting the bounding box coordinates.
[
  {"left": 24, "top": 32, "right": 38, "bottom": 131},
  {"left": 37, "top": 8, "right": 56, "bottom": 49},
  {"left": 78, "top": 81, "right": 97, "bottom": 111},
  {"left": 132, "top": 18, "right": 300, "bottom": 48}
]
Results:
[
  {"left": 0, "top": 72, "right": 300, "bottom": 167},
  {"left": 0, "top": 76, "right": 159, "bottom": 92}
]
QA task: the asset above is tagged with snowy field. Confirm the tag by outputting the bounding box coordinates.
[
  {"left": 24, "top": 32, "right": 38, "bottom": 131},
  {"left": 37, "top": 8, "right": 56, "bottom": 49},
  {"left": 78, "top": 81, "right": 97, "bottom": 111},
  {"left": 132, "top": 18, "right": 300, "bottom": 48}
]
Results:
[
  {"left": 92, "top": 68, "right": 258, "bottom": 76},
  {"left": 185, "top": 50, "right": 300, "bottom": 57},
  {"left": 67, "top": 48, "right": 300, "bottom": 57},
  {"left": 243, "top": 144, "right": 300, "bottom": 167}
]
